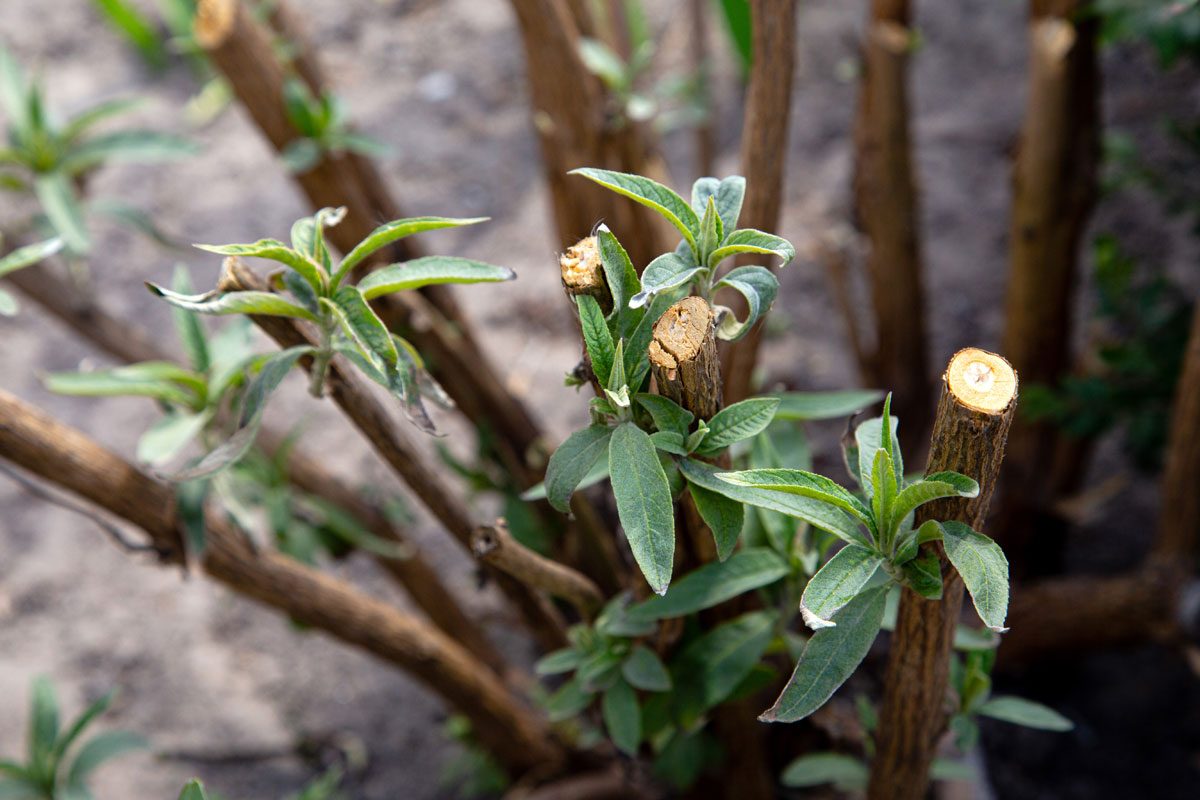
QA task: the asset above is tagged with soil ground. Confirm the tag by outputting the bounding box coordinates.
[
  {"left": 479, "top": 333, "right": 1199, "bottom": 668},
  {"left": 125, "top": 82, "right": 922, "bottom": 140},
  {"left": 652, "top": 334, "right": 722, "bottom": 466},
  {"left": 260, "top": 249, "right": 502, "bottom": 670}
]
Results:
[{"left": 1, "top": 0, "right": 1198, "bottom": 798}]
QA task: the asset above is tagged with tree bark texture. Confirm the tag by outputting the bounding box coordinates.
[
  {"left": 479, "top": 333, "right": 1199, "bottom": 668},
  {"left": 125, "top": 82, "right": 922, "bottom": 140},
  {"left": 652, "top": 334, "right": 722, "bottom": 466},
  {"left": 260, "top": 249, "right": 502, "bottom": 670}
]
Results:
[
  {"left": 472, "top": 520, "right": 605, "bottom": 619},
  {"left": 721, "top": 0, "right": 798, "bottom": 404},
  {"left": 868, "top": 349, "right": 1018, "bottom": 800}
]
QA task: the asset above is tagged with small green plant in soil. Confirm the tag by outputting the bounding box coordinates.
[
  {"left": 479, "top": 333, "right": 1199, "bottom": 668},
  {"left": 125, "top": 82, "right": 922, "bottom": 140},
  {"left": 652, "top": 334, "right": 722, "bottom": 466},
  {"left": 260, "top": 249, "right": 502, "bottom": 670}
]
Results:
[
  {"left": 0, "top": 43, "right": 195, "bottom": 253},
  {"left": 0, "top": 677, "right": 146, "bottom": 800}
]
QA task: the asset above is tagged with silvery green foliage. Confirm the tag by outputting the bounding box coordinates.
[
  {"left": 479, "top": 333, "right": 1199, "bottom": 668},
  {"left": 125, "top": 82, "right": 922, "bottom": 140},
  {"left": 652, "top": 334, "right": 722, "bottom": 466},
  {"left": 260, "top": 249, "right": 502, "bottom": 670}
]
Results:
[
  {"left": 0, "top": 43, "right": 196, "bottom": 253},
  {"left": 147, "top": 207, "right": 514, "bottom": 433},
  {"left": 0, "top": 235, "right": 62, "bottom": 315},
  {"left": 570, "top": 168, "right": 796, "bottom": 340},
  {"left": 714, "top": 394, "right": 1011, "bottom": 722},
  {"left": 0, "top": 676, "right": 147, "bottom": 800},
  {"left": 280, "top": 78, "right": 389, "bottom": 174}
]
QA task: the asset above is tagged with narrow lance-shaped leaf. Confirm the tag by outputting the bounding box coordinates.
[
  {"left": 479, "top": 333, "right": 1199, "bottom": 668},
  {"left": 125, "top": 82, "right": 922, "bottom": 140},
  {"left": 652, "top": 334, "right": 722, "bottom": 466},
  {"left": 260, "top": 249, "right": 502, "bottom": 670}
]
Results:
[
  {"left": 577, "top": 294, "right": 615, "bottom": 386},
  {"left": 690, "top": 176, "right": 719, "bottom": 216},
  {"left": 634, "top": 392, "right": 693, "bottom": 435},
  {"left": 60, "top": 130, "right": 197, "bottom": 173},
  {"left": 622, "top": 645, "right": 672, "bottom": 692},
  {"left": 628, "top": 548, "right": 788, "bottom": 621},
  {"left": 940, "top": 521, "right": 1010, "bottom": 633},
  {"left": 713, "top": 265, "right": 778, "bottom": 341},
  {"left": 609, "top": 422, "right": 675, "bottom": 594},
  {"left": 596, "top": 227, "right": 641, "bottom": 324},
  {"left": 147, "top": 283, "right": 318, "bottom": 322},
  {"left": 34, "top": 172, "right": 89, "bottom": 252},
  {"left": 696, "top": 396, "right": 780, "bottom": 454},
  {"left": 781, "top": 753, "right": 868, "bottom": 791},
  {"left": 570, "top": 167, "right": 700, "bottom": 253},
  {"left": 714, "top": 175, "right": 745, "bottom": 232},
  {"left": 674, "top": 610, "right": 778, "bottom": 711},
  {"left": 544, "top": 424, "right": 613, "bottom": 513},
  {"left": 195, "top": 239, "right": 325, "bottom": 292},
  {"left": 335, "top": 216, "right": 488, "bottom": 281},
  {"left": 65, "top": 730, "right": 148, "bottom": 787},
  {"left": 682, "top": 458, "right": 870, "bottom": 549},
  {"left": 708, "top": 228, "right": 796, "bottom": 268},
  {"left": 356, "top": 255, "right": 514, "bottom": 299},
  {"left": 976, "top": 696, "right": 1073, "bottom": 731},
  {"left": 137, "top": 411, "right": 211, "bottom": 466},
  {"left": 888, "top": 474, "right": 979, "bottom": 534},
  {"left": 716, "top": 468, "right": 874, "bottom": 529},
  {"left": 43, "top": 363, "right": 203, "bottom": 408},
  {"left": 0, "top": 237, "right": 62, "bottom": 277},
  {"left": 602, "top": 678, "right": 641, "bottom": 756},
  {"left": 800, "top": 545, "right": 885, "bottom": 630},
  {"left": 760, "top": 584, "right": 889, "bottom": 723},
  {"left": 696, "top": 195, "right": 723, "bottom": 260},
  {"left": 773, "top": 390, "right": 884, "bottom": 421},
  {"left": 855, "top": 412, "right": 903, "bottom": 499},
  {"left": 688, "top": 482, "right": 744, "bottom": 561}
]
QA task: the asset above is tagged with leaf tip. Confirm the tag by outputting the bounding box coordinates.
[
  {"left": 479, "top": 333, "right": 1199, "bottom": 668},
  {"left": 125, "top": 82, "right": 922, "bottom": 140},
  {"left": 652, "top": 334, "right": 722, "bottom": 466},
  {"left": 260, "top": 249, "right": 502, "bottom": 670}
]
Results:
[{"left": 800, "top": 605, "right": 837, "bottom": 631}]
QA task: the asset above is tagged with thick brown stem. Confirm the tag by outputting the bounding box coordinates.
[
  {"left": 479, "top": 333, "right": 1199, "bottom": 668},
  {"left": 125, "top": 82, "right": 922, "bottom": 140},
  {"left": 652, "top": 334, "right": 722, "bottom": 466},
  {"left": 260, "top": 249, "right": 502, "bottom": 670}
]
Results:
[
  {"left": 690, "top": 0, "right": 715, "bottom": 177},
  {"left": 649, "top": 296, "right": 723, "bottom": 421},
  {"left": 7, "top": 262, "right": 501, "bottom": 668},
  {"left": 721, "top": 0, "right": 798, "bottom": 403},
  {"left": 220, "top": 258, "right": 569, "bottom": 651},
  {"left": 1154, "top": 305, "right": 1200, "bottom": 561},
  {"left": 473, "top": 520, "right": 605, "bottom": 620},
  {"left": 868, "top": 349, "right": 1018, "bottom": 800},
  {"left": 507, "top": 0, "right": 672, "bottom": 268},
  {"left": 998, "top": 11, "right": 1100, "bottom": 565},
  {"left": 852, "top": 19, "right": 930, "bottom": 451},
  {"left": 196, "top": 0, "right": 545, "bottom": 479},
  {"left": 0, "top": 390, "right": 562, "bottom": 775}
]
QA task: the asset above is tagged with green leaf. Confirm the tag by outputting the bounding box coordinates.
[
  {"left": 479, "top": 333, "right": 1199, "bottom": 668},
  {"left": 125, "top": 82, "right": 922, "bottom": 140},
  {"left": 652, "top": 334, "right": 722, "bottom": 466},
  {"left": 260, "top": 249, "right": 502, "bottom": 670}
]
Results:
[
  {"left": 760, "top": 585, "right": 888, "bottom": 722},
  {"left": 634, "top": 393, "right": 693, "bottom": 435},
  {"left": 289, "top": 208, "right": 343, "bottom": 270},
  {"left": 696, "top": 195, "right": 723, "bottom": 261},
  {"left": 43, "top": 363, "right": 203, "bottom": 408},
  {"left": 595, "top": 228, "right": 641, "bottom": 323},
  {"left": 871, "top": 448, "right": 897, "bottom": 543},
  {"left": 90, "top": 0, "right": 166, "bottom": 68},
  {"left": 65, "top": 730, "right": 147, "bottom": 786},
  {"left": 335, "top": 216, "right": 488, "bottom": 281},
  {"left": 930, "top": 758, "right": 977, "bottom": 783},
  {"left": 800, "top": 545, "right": 884, "bottom": 629},
  {"left": 165, "top": 347, "right": 311, "bottom": 481},
  {"left": 331, "top": 286, "right": 399, "bottom": 368},
  {"left": 675, "top": 610, "right": 777, "bottom": 710},
  {"left": 781, "top": 753, "right": 868, "bottom": 790},
  {"left": 696, "top": 397, "right": 780, "bottom": 454},
  {"left": 609, "top": 422, "right": 675, "bottom": 594},
  {"left": 0, "top": 778, "right": 41, "bottom": 799},
  {"left": 628, "top": 548, "right": 787, "bottom": 621},
  {"left": 170, "top": 267, "right": 210, "bottom": 373},
  {"left": 0, "top": 289, "right": 17, "bottom": 316},
  {"left": 714, "top": 0, "right": 752, "bottom": 74},
  {"left": 681, "top": 458, "right": 870, "bottom": 549},
  {"left": 714, "top": 176, "right": 746, "bottom": 232},
  {"left": 621, "top": 645, "right": 672, "bottom": 692},
  {"left": 976, "top": 696, "right": 1073, "bottom": 731},
  {"left": 690, "top": 177, "right": 719, "bottom": 216},
  {"left": 712, "top": 265, "right": 778, "bottom": 341},
  {"left": 545, "top": 425, "right": 613, "bottom": 513},
  {"left": 177, "top": 780, "right": 209, "bottom": 800},
  {"left": 688, "top": 482, "right": 744, "bottom": 560},
  {"left": 137, "top": 411, "right": 210, "bottom": 465},
  {"left": 0, "top": 44, "right": 30, "bottom": 131},
  {"left": 535, "top": 648, "right": 583, "bottom": 676},
  {"left": 577, "top": 294, "right": 615, "bottom": 386},
  {"left": 936, "top": 521, "right": 1010, "bottom": 632},
  {"left": 54, "top": 690, "right": 115, "bottom": 761},
  {"left": 61, "top": 130, "right": 196, "bottom": 174},
  {"left": 649, "top": 430, "right": 689, "bottom": 455},
  {"left": 147, "top": 283, "right": 318, "bottom": 322},
  {"left": 889, "top": 475, "right": 979, "bottom": 533},
  {"left": 280, "top": 138, "right": 322, "bottom": 173},
  {"left": 356, "top": 256, "right": 514, "bottom": 299},
  {"left": 602, "top": 679, "right": 641, "bottom": 756},
  {"left": 628, "top": 251, "right": 703, "bottom": 309},
  {"left": 194, "top": 239, "right": 324, "bottom": 292},
  {"left": 578, "top": 38, "right": 627, "bottom": 88},
  {"left": 708, "top": 228, "right": 796, "bottom": 268},
  {"left": 545, "top": 677, "right": 593, "bottom": 722},
  {"left": 34, "top": 172, "right": 89, "bottom": 252},
  {"left": 901, "top": 550, "right": 943, "bottom": 599},
  {"left": 0, "top": 237, "right": 62, "bottom": 278},
  {"left": 521, "top": 453, "right": 609, "bottom": 502},
  {"left": 773, "top": 390, "right": 884, "bottom": 421},
  {"left": 570, "top": 168, "right": 699, "bottom": 252},
  {"left": 61, "top": 97, "right": 142, "bottom": 143},
  {"left": 175, "top": 479, "right": 208, "bottom": 559},
  {"left": 29, "top": 676, "right": 59, "bottom": 758},
  {"left": 855, "top": 413, "right": 903, "bottom": 499},
  {"left": 715, "top": 468, "right": 873, "bottom": 529}
]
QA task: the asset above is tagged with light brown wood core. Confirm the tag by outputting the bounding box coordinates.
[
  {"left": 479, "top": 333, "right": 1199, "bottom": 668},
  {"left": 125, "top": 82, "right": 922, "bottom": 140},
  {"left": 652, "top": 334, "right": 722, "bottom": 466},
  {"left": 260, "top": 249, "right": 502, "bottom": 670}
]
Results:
[
  {"left": 194, "top": 0, "right": 235, "bottom": 47},
  {"left": 559, "top": 236, "right": 610, "bottom": 313},
  {"left": 649, "top": 295, "right": 714, "bottom": 372},
  {"left": 945, "top": 348, "right": 1017, "bottom": 413}
]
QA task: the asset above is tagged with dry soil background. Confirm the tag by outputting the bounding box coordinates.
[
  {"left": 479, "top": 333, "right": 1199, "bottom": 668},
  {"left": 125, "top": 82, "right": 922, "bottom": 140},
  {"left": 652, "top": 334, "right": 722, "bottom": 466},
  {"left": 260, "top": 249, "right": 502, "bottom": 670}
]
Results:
[{"left": 1, "top": 1, "right": 1198, "bottom": 798}]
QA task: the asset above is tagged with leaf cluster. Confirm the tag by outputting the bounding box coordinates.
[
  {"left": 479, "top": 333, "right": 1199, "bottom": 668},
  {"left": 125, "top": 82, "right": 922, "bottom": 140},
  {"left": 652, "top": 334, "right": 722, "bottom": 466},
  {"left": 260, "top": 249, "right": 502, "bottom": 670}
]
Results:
[
  {"left": 0, "top": 43, "right": 196, "bottom": 252},
  {"left": 570, "top": 168, "right": 795, "bottom": 340},
  {"left": 280, "top": 78, "right": 389, "bottom": 174},
  {"left": 0, "top": 677, "right": 147, "bottom": 800}
]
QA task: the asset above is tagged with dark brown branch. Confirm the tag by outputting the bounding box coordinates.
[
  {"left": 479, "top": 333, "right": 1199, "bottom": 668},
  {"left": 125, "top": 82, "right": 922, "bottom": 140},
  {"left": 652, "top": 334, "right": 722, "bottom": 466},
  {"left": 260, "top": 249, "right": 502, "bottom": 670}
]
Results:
[
  {"left": 721, "top": 0, "right": 798, "bottom": 404},
  {"left": 852, "top": 18, "right": 930, "bottom": 451},
  {"left": 219, "top": 258, "right": 569, "bottom": 651},
  {"left": 868, "top": 349, "right": 1018, "bottom": 800},
  {"left": 472, "top": 520, "right": 605, "bottom": 620},
  {"left": 0, "top": 390, "right": 563, "bottom": 775},
  {"left": 1154, "top": 304, "right": 1200, "bottom": 561}
]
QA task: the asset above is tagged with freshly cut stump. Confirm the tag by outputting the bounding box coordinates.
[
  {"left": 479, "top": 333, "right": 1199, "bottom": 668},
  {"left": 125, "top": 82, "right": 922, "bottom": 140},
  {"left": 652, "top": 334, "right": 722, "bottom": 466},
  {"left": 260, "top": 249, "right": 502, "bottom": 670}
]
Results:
[
  {"left": 559, "top": 235, "right": 611, "bottom": 314},
  {"left": 649, "top": 296, "right": 722, "bottom": 421}
]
